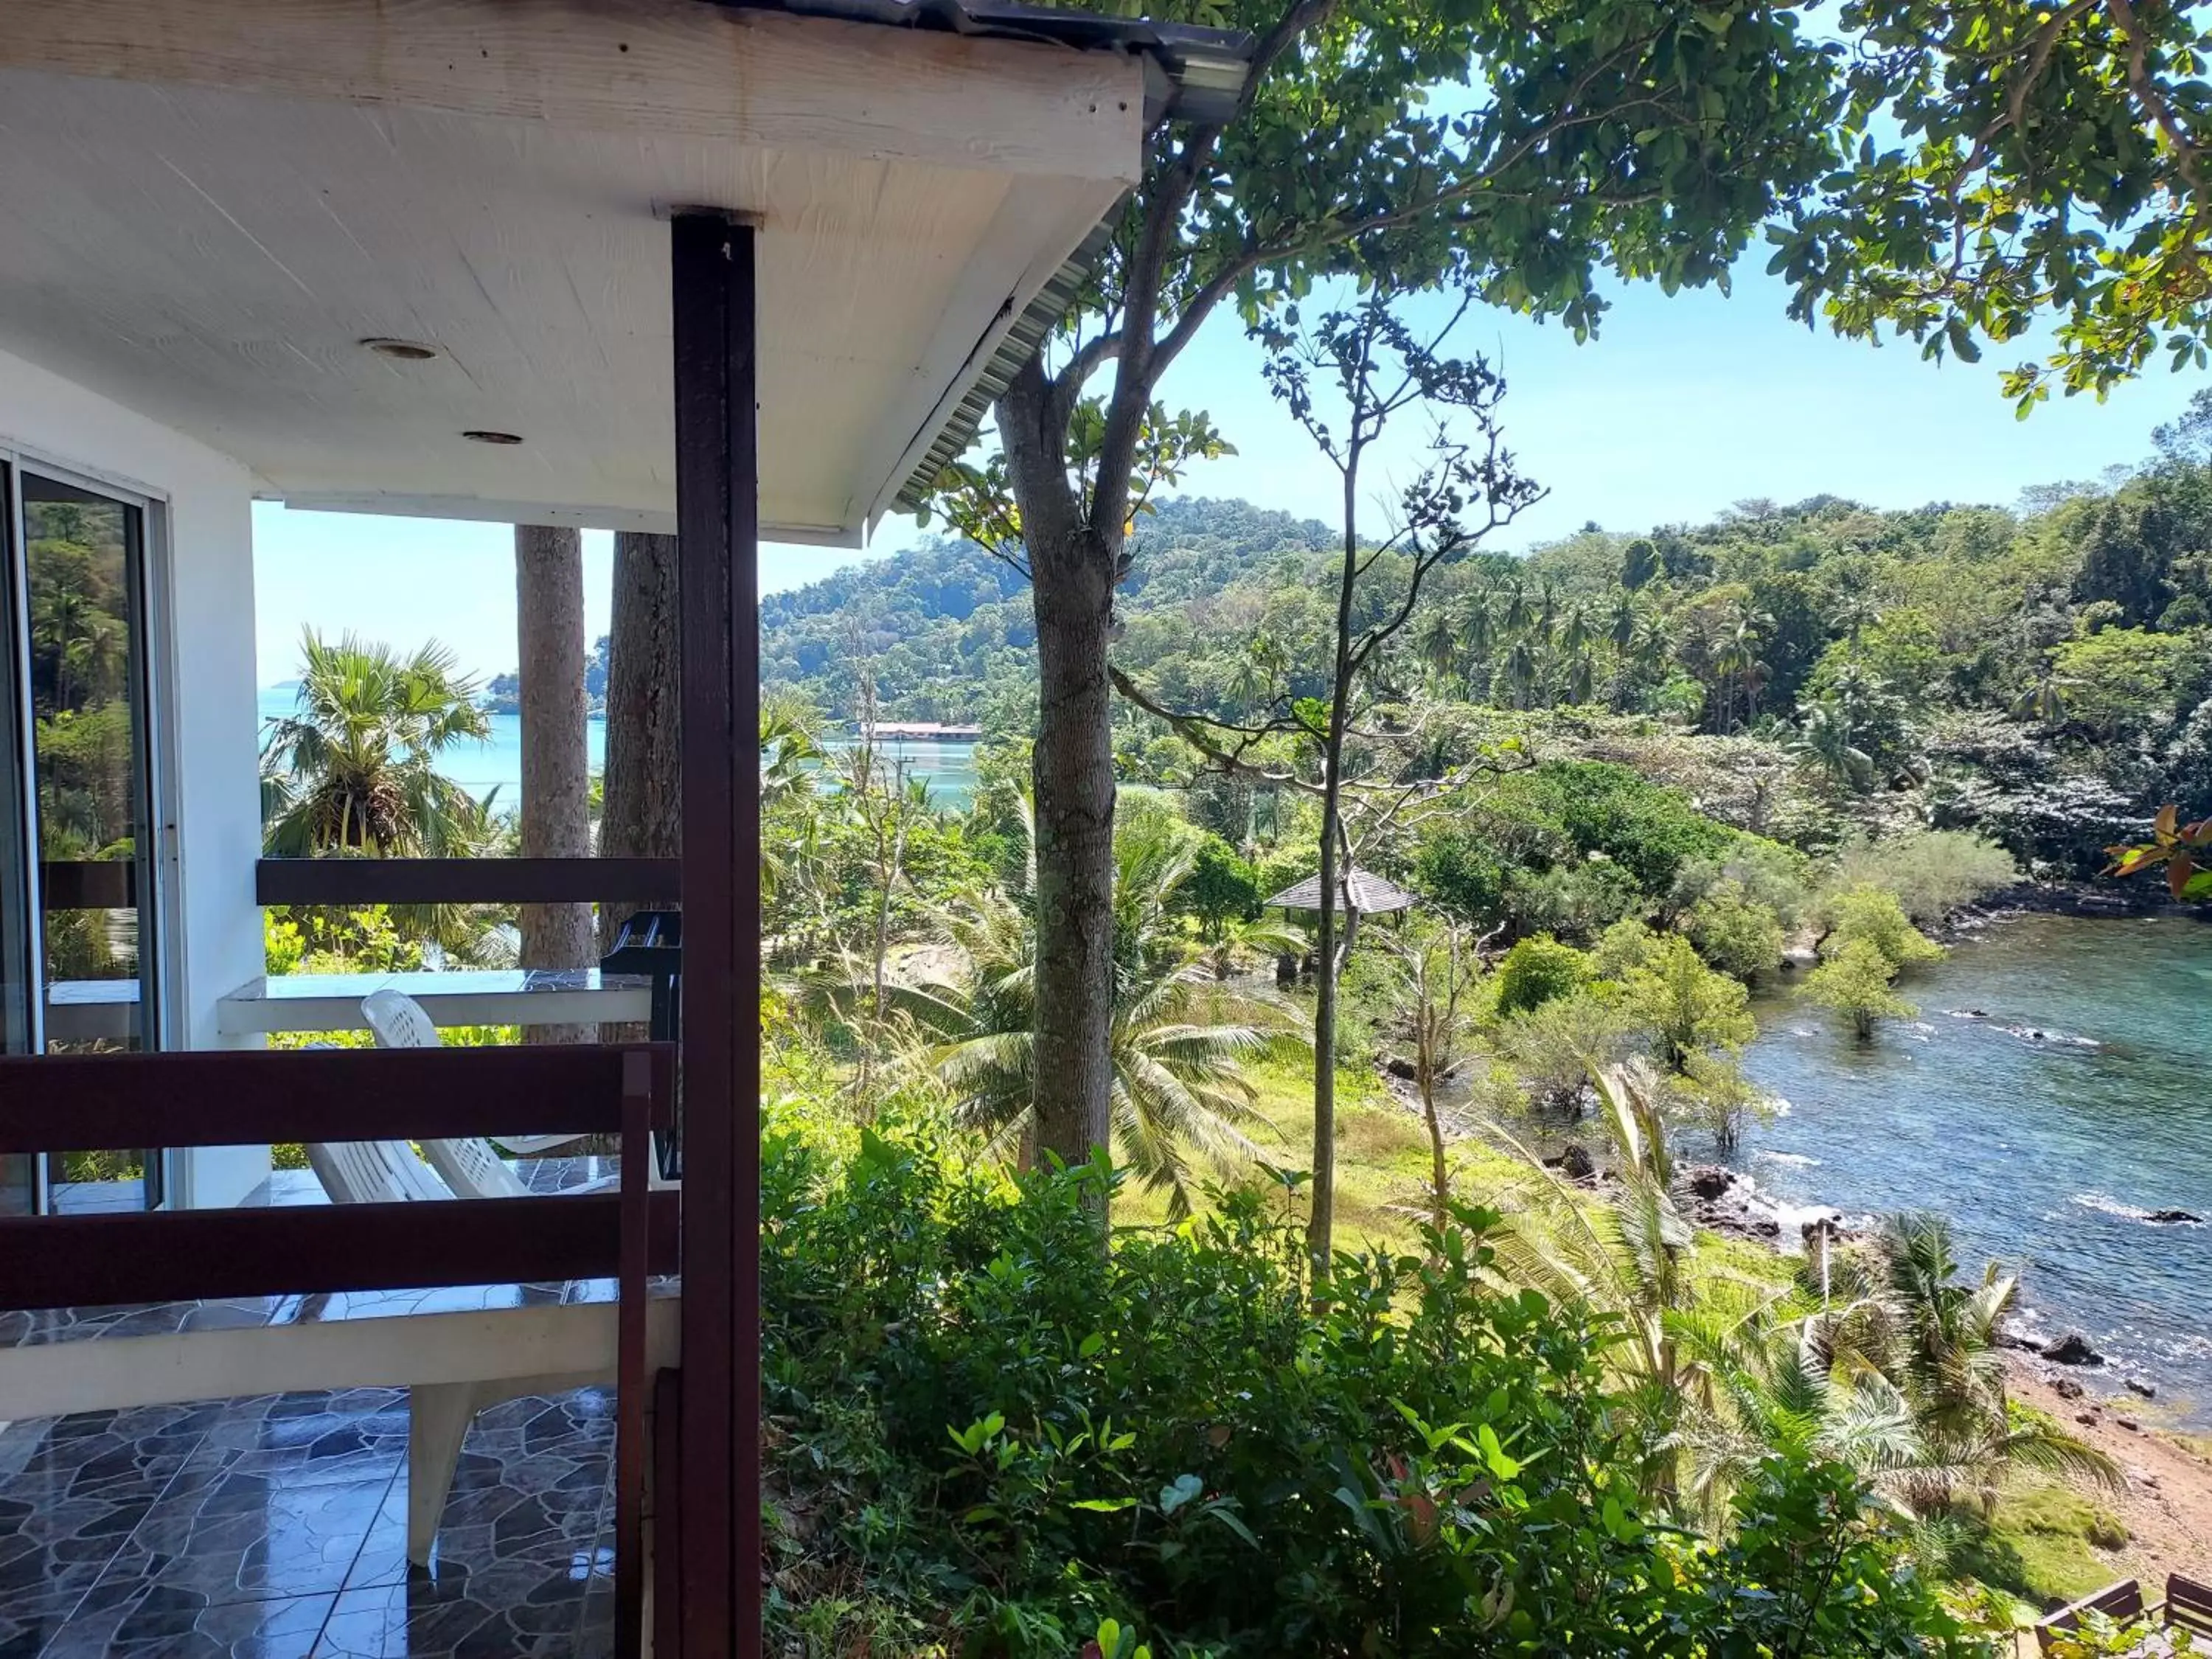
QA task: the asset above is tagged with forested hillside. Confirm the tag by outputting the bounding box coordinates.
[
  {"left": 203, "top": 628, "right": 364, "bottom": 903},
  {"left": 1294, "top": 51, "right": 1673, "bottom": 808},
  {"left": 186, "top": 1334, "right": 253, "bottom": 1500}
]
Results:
[
  {"left": 762, "top": 400, "right": 2212, "bottom": 876},
  {"left": 759, "top": 497, "right": 1336, "bottom": 728}
]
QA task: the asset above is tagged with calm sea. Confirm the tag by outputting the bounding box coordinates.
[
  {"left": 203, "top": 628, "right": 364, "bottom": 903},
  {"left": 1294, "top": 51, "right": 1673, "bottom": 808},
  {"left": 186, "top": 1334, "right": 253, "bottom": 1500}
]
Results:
[
  {"left": 256, "top": 686, "right": 977, "bottom": 809},
  {"left": 1734, "top": 911, "right": 2212, "bottom": 1422}
]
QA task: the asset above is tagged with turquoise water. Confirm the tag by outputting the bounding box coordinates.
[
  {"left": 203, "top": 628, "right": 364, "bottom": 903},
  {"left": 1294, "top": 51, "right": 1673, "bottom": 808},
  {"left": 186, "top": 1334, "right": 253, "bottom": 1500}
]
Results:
[
  {"left": 1736, "top": 912, "right": 2212, "bottom": 1420},
  {"left": 256, "top": 686, "right": 975, "bottom": 809}
]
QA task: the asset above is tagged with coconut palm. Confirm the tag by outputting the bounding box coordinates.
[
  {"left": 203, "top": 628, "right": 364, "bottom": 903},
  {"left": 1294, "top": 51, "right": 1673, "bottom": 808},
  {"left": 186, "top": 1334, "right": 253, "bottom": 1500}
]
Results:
[
  {"left": 1411, "top": 605, "right": 1459, "bottom": 692},
  {"left": 1672, "top": 1212, "right": 2119, "bottom": 1531},
  {"left": 877, "top": 806, "right": 1295, "bottom": 1216},
  {"left": 1503, "top": 634, "right": 1540, "bottom": 708},
  {"left": 260, "top": 630, "right": 497, "bottom": 856},
  {"left": 1789, "top": 695, "right": 1877, "bottom": 793}
]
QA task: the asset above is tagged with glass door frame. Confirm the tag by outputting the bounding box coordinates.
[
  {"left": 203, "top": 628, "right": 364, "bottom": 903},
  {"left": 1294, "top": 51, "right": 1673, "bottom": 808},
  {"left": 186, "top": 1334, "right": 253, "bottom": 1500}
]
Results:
[{"left": 0, "top": 443, "right": 180, "bottom": 1210}]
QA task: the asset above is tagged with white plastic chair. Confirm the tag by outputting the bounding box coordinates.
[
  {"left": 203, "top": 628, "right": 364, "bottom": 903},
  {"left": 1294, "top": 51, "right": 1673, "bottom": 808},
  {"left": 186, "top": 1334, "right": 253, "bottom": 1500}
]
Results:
[
  {"left": 304, "top": 1136, "right": 453, "bottom": 1203},
  {"left": 299, "top": 1042, "right": 454, "bottom": 1203},
  {"left": 361, "top": 988, "right": 584, "bottom": 1155},
  {"left": 358, "top": 988, "right": 664, "bottom": 1200}
]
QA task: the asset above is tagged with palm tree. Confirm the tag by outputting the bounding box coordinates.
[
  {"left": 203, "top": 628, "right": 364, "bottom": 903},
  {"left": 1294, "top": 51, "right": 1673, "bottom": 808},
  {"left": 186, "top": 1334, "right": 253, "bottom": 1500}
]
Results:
[
  {"left": 1503, "top": 634, "right": 1540, "bottom": 709},
  {"left": 877, "top": 806, "right": 1295, "bottom": 1216},
  {"left": 260, "top": 630, "right": 498, "bottom": 856},
  {"left": 1564, "top": 648, "right": 1596, "bottom": 706},
  {"left": 1561, "top": 602, "right": 1594, "bottom": 655},
  {"left": 1609, "top": 593, "right": 1641, "bottom": 654},
  {"left": 1500, "top": 577, "right": 1531, "bottom": 634},
  {"left": 1672, "top": 1213, "right": 2118, "bottom": 1531},
  {"left": 1789, "top": 696, "right": 1876, "bottom": 793},
  {"left": 1413, "top": 605, "right": 1458, "bottom": 689}
]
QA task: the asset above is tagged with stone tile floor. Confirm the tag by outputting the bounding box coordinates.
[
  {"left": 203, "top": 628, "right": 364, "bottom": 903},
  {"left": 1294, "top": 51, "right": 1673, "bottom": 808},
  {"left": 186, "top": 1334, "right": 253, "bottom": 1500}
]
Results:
[{"left": 0, "top": 1388, "right": 616, "bottom": 1658}]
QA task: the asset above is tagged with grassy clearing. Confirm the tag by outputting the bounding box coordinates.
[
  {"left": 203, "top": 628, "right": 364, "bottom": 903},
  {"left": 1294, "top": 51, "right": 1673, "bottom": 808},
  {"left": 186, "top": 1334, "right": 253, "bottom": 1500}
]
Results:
[
  {"left": 1114, "top": 1051, "right": 1535, "bottom": 1248},
  {"left": 1955, "top": 1479, "right": 2129, "bottom": 1608}
]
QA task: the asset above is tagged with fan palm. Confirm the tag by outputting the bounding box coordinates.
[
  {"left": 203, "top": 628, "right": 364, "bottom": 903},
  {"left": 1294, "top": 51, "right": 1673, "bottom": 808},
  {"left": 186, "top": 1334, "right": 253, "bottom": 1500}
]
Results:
[
  {"left": 260, "top": 630, "right": 496, "bottom": 856},
  {"left": 877, "top": 807, "right": 1295, "bottom": 1216}
]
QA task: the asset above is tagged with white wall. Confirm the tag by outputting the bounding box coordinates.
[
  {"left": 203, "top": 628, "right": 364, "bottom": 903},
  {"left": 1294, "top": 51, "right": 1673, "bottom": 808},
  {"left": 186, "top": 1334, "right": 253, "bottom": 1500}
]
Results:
[{"left": 0, "top": 346, "right": 269, "bottom": 1208}]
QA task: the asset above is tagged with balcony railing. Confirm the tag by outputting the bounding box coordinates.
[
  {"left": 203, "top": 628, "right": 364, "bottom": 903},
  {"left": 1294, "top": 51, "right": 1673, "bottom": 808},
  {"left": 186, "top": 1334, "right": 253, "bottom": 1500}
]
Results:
[{"left": 0, "top": 1041, "right": 675, "bottom": 1658}]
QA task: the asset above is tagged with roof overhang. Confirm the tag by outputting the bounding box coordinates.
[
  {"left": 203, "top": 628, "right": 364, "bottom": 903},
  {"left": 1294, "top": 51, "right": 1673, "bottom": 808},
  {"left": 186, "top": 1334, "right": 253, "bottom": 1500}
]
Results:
[{"left": 0, "top": 0, "right": 1179, "bottom": 545}]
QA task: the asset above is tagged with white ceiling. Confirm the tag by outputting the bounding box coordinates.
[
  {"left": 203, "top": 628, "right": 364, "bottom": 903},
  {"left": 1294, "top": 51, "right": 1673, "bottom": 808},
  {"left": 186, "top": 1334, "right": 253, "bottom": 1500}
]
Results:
[{"left": 0, "top": 2, "right": 1140, "bottom": 545}]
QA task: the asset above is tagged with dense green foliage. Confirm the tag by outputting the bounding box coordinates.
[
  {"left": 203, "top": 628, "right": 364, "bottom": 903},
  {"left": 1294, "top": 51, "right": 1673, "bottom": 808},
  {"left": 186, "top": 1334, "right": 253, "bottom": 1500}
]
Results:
[{"left": 761, "top": 1110, "right": 1986, "bottom": 1657}]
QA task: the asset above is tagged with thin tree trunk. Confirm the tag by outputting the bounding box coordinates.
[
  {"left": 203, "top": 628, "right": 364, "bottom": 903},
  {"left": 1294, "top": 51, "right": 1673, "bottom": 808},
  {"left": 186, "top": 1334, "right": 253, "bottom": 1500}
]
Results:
[
  {"left": 599, "top": 531, "right": 682, "bottom": 1050},
  {"left": 1308, "top": 461, "right": 1363, "bottom": 1274},
  {"left": 996, "top": 357, "right": 1116, "bottom": 1187},
  {"left": 515, "top": 524, "right": 594, "bottom": 1044},
  {"left": 600, "top": 531, "right": 683, "bottom": 945}
]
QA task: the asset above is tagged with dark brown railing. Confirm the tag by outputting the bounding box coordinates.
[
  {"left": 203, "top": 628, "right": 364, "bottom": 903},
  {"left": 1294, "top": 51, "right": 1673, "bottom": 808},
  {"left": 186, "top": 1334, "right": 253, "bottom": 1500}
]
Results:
[
  {"left": 39, "top": 859, "right": 136, "bottom": 910},
  {"left": 0, "top": 1043, "right": 675, "bottom": 1658},
  {"left": 255, "top": 855, "right": 681, "bottom": 907}
]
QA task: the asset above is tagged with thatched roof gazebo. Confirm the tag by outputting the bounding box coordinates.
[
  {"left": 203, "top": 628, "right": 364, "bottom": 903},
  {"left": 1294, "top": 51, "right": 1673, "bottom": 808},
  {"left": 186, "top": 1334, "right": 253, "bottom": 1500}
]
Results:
[{"left": 1264, "top": 867, "right": 1419, "bottom": 915}]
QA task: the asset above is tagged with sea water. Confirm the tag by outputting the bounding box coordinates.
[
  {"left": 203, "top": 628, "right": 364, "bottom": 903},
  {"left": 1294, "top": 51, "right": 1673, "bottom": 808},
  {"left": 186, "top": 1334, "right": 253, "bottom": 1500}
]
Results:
[
  {"left": 257, "top": 686, "right": 978, "bottom": 809},
  {"left": 1736, "top": 911, "right": 2212, "bottom": 1422}
]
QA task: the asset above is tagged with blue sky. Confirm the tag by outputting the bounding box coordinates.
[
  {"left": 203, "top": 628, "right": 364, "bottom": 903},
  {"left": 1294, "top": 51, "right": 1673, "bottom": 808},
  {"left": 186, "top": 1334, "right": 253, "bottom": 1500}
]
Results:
[{"left": 253, "top": 260, "right": 2205, "bottom": 688}]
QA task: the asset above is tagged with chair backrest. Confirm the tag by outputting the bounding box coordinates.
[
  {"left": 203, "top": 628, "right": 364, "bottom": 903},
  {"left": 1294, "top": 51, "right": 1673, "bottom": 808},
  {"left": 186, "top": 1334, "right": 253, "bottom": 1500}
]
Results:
[
  {"left": 305, "top": 1138, "right": 453, "bottom": 1204},
  {"left": 362, "top": 987, "right": 442, "bottom": 1049},
  {"left": 420, "top": 1133, "right": 532, "bottom": 1200},
  {"left": 298, "top": 1040, "right": 452, "bottom": 1204},
  {"left": 2037, "top": 1581, "right": 2145, "bottom": 1653},
  {"left": 2168, "top": 1574, "right": 2212, "bottom": 1635},
  {"left": 360, "top": 990, "right": 544, "bottom": 1198}
]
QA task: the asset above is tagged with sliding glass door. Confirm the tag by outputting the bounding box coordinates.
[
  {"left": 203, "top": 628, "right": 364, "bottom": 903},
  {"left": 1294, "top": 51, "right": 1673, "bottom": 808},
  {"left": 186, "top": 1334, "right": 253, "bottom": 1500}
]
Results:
[
  {"left": 0, "top": 461, "right": 32, "bottom": 1216},
  {"left": 1, "top": 462, "right": 166, "bottom": 1212}
]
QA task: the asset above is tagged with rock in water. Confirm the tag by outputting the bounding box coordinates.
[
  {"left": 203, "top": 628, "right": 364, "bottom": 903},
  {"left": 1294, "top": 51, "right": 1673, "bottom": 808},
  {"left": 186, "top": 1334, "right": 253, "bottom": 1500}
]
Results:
[
  {"left": 2042, "top": 1332, "right": 2105, "bottom": 1366},
  {"left": 1557, "top": 1142, "right": 1596, "bottom": 1183},
  {"left": 2125, "top": 1377, "right": 2156, "bottom": 1398},
  {"left": 2145, "top": 1208, "right": 2202, "bottom": 1225},
  {"left": 1383, "top": 1055, "right": 1416, "bottom": 1082},
  {"left": 1684, "top": 1164, "right": 1735, "bottom": 1200}
]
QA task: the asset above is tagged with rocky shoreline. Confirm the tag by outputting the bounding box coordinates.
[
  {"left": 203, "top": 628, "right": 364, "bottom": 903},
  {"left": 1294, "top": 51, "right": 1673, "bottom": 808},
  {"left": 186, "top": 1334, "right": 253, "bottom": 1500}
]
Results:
[{"left": 1665, "top": 1158, "right": 2203, "bottom": 1425}]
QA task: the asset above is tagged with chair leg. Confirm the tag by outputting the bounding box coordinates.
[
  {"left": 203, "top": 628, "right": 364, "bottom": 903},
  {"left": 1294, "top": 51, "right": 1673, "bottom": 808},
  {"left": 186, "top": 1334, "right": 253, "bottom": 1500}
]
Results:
[{"left": 406, "top": 1382, "right": 481, "bottom": 1567}]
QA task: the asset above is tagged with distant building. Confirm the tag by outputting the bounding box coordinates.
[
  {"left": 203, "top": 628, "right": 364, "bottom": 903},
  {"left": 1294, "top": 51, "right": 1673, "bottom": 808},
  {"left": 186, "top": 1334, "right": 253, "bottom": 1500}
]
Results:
[{"left": 860, "top": 721, "right": 983, "bottom": 741}]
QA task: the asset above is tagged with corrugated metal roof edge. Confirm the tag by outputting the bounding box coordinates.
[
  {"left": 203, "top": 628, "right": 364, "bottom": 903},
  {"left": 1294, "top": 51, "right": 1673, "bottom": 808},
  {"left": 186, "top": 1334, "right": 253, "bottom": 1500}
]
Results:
[{"left": 709, "top": 1, "right": 1254, "bottom": 532}]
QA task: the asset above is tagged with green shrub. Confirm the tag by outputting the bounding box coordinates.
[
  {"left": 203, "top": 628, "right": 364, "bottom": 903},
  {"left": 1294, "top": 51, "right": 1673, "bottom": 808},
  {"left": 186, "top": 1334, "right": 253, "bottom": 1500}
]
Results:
[
  {"left": 760, "top": 1119, "right": 1983, "bottom": 1656},
  {"left": 1820, "top": 883, "right": 1946, "bottom": 972},
  {"left": 1830, "top": 830, "right": 2019, "bottom": 926},
  {"left": 1610, "top": 929, "right": 1756, "bottom": 1068},
  {"left": 1804, "top": 939, "right": 1918, "bottom": 1039},
  {"left": 1180, "top": 834, "right": 1260, "bottom": 932},
  {"left": 1683, "top": 880, "right": 1786, "bottom": 981},
  {"left": 1495, "top": 935, "right": 1590, "bottom": 1015}
]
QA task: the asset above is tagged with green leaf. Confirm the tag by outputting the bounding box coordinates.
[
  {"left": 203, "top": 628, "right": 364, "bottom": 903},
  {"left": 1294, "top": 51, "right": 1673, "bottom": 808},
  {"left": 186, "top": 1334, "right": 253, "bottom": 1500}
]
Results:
[
  {"left": 1071, "top": 1496, "right": 1138, "bottom": 1512},
  {"left": 1478, "top": 1423, "right": 1523, "bottom": 1481}
]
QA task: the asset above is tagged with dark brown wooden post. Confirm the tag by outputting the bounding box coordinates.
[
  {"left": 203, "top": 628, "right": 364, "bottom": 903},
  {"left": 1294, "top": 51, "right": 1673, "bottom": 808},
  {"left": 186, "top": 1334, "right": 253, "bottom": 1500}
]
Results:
[{"left": 672, "top": 209, "right": 761, "bottom": 1659}]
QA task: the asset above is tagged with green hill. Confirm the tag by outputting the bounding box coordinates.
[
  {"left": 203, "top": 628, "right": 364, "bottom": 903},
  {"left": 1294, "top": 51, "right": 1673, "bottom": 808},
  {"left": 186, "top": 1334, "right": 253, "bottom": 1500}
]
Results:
[{"left": 760, "top": 497, "right": 1335, "bottom": 726}]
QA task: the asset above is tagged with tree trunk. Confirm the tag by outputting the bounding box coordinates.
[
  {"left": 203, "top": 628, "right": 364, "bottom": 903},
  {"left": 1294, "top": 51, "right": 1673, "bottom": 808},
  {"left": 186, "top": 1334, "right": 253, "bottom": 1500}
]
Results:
[
  {"left": 995, "top": 355, "right": 1116, "bottom": 1187},
  {"left": 515, "top": 524, "right": 594, "bottom": 1044},
  {"left": 598, "top": 530, "right": 682, "bottom": 1051},
  {"left": 600, "top": 530, "right": 683, "bottom": 947},
  {"left": 1307, "top": 463, "right": 1363, "bottom": 1274},
  {"left": 1425, "top": 1084, "right": 1450, "bottom": 1233},
  {"left": 1029, "top": 529, "right": 1117, "bottom": 1176}
]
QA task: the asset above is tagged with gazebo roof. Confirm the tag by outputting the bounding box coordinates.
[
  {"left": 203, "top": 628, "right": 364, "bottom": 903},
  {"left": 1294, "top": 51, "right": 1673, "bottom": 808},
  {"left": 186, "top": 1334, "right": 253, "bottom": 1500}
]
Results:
[{"left": 1264, "top": 867, "right": 1419, "bottom": 915}]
